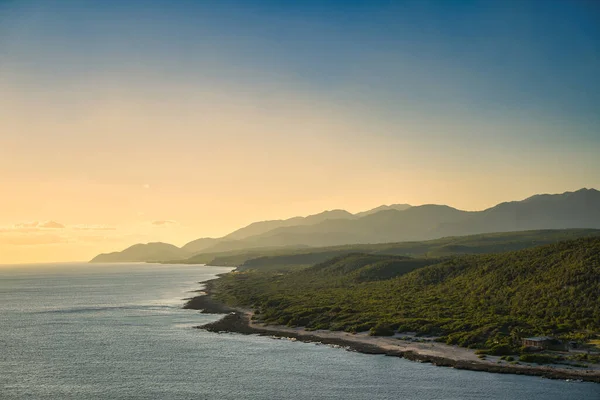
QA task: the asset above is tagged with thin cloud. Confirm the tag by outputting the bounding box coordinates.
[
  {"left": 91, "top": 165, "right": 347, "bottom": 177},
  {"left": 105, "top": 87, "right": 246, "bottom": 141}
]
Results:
[
  {"left": 151, "top": 220, "right": 177, "bottom": 226},
  {"left": 72, "top": 224, "right": 116, "bottom": 231},
  {"left": 11, "top": 221, "right": 65, "bottom": 230},
  {"left": 39, "top": 221, "right": 65, "bottom": 229},
  {"left": 14, "top": 221, "right": 39, "bottom": 228}
]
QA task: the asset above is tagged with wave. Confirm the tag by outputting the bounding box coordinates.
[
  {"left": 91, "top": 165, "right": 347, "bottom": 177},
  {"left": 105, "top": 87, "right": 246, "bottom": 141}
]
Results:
[{"left": 35, "top": 304, "right": 175, "bottom": 314}]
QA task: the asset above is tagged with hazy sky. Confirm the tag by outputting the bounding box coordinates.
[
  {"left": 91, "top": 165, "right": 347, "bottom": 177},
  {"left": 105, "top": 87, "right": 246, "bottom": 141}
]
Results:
[{"left": 1, "top": 0, "right": 599, "bottom": 263}]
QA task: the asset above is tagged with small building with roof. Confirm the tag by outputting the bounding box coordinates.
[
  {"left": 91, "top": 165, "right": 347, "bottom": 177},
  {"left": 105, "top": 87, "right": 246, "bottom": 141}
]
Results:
[{"left": 522, "top": 336, "right": 554, "bottom": 350}]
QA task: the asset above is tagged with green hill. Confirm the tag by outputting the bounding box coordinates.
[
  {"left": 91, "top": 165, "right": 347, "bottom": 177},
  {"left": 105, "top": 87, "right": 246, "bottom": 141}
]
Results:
[
  {"left": 213, "top": 237, "right": 600, "bottom": 351},
  {"left": 301, "top": 253, "right": 440, "bottom": 284}
]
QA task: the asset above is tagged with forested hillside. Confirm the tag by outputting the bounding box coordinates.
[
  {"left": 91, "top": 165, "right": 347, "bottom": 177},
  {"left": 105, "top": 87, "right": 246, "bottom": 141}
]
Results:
[{"left": 213, "top": 237, "right": 600, "bottom": 351}]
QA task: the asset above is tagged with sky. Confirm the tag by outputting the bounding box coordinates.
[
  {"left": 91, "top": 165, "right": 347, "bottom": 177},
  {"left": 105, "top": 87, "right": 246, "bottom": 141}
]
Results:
[{"left": 1, "top": 0, "right": 599, "bottom": 263}]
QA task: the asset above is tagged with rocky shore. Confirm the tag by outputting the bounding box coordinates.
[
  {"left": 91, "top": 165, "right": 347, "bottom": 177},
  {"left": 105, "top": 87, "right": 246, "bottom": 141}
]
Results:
[
  {"left": 185, "top": 281, "right": 600, "bottom": 384},
  {"left": 182, "top": 280, "right": 234, "bottom": 314}
]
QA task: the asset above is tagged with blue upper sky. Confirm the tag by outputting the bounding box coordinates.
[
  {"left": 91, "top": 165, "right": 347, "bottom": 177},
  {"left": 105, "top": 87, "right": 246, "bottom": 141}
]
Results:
[{"left": 2, "top": 0, "right": 598, "bottom": 126}]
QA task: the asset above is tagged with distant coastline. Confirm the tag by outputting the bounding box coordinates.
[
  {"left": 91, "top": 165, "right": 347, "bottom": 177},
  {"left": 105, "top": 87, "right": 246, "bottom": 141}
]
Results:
[{"left": 184, "top": 278, "right": 600, "bottom": 384}]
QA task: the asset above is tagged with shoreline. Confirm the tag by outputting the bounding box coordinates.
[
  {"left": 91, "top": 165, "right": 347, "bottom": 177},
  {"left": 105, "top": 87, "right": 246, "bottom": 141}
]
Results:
[{"left": 184, "top": 280, "right": 600, "bottom": 384}]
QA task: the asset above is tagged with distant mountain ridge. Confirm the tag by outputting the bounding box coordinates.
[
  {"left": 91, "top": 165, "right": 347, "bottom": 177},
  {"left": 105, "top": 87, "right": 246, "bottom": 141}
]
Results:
[
  {"left": 90, "top": 242, "right": 190, "bottom": 263},
  {"left": 90, "top": 188, "right": 600, "bottom": 263},
  {"left": 354, "top": 203, "right": 412, "bottom": 217},
  {"left": 181, "top": 207, "right": 410, "bottom": 254},
  {"left": 92, "top": 205, "right": 407, "bottom": 263}
]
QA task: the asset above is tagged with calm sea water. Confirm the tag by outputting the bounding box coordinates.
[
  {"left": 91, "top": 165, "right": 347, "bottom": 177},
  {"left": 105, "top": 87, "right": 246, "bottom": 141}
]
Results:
[{"left": 0, "top": 263, "right": 598, "bottom": 400}]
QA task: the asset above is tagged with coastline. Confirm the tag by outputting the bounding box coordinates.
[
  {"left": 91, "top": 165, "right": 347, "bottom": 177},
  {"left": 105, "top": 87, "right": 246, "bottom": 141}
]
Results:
[
  {"left": 183, "top": 278, "right": 235, "bottom": 314},
  {"left": 184, "top": 279, "right": 600, "bottom": 384}
]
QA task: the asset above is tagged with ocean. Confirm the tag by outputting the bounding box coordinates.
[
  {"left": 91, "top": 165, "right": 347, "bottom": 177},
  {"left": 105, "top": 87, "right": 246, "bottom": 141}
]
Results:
[{"left": 0, "top": 262, "right": 597, "bottom": 399}]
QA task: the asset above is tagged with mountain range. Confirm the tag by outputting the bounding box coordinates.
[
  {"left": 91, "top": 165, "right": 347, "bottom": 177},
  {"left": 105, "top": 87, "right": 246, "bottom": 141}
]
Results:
[{"left": 90, "top": 188, "right": 600, "bottom": 263}]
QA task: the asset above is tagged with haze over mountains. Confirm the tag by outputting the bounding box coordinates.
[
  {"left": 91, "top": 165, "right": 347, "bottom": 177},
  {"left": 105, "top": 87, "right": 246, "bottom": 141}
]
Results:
[{"left": 91, "top": 189, "right": 600, "bottom": 263}]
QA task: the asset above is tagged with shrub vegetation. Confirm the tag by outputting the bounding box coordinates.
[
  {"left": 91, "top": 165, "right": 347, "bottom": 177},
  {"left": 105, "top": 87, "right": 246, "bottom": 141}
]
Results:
[{"left": 213, "top": 238, "right": 600, "bottom": 352}]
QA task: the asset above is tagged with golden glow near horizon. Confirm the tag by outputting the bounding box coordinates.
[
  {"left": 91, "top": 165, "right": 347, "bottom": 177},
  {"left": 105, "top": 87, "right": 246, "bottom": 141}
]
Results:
[
  {"left": 2, "top": 74, "right": 599, "bottom": 263},
  {"left": 1, "top": 2, "right": 599, "bottom": 264}
]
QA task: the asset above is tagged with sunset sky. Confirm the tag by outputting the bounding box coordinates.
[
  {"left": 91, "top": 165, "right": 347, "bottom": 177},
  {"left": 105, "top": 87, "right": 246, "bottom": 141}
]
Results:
[{"left": 1, "top": 0, "right": 599, "bottom": 263}]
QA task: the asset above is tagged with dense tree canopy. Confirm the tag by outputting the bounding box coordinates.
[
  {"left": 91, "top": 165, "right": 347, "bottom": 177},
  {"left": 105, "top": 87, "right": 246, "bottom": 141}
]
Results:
[{"left": 213, "top": 237, "right": 600, "bottom": 351}]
